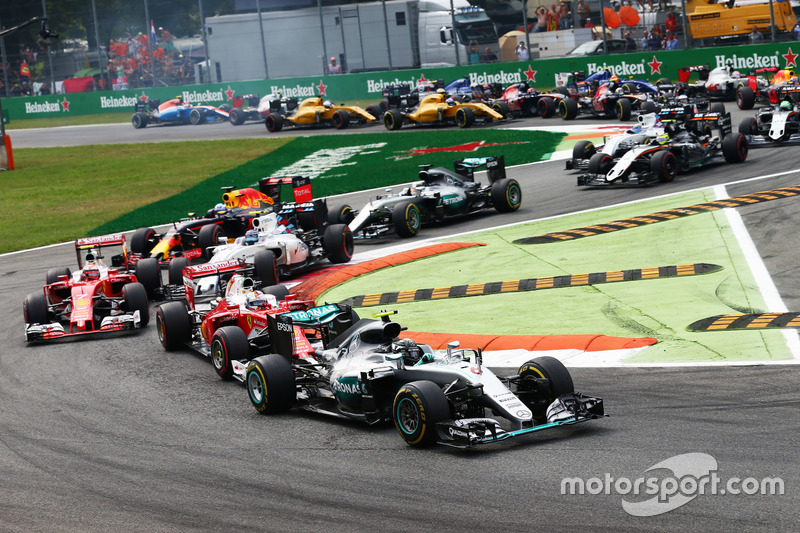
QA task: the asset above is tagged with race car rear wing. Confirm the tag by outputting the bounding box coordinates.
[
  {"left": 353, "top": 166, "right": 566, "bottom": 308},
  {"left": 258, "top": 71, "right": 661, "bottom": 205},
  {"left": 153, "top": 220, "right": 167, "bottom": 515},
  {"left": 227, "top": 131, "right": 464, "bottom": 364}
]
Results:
[
  {"left": 75, "top": 234, "right": 129, "bottom": 270},
  {"left": 453, "top": 155, "right": 506, "bottom": 183},
  {"left": 689, "top": 111, "right": 733, "bottom": 137},
  {"left": 678, "top": 65, "right": 709, "bottom": 83},
  {"left": 258, "top": 176, "right": 313, "bottom": 205}
]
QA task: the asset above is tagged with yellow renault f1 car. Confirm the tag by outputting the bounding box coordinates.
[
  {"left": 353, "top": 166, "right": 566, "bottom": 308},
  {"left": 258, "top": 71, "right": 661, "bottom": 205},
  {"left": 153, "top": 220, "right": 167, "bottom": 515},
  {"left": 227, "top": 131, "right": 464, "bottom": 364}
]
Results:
[
  {"left": 264, "top": 97, "right": 376, "bottom": 132},
  {"left": 383, "top": 90, "right": 503, "bottom": 130}
]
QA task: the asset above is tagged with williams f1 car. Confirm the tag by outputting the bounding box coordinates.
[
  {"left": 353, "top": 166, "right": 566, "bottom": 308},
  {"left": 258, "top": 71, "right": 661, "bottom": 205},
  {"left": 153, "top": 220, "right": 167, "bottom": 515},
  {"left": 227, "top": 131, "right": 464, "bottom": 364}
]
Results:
[
  {"left": 131, "top": 97, "right": 231, "bottom": 128},
  {"left": 336, "top": 156, "right": 521, "bottom": 239},
  {"left": 264, "top": 96, "right": 376, "bottom": 132},
  {"left": 245, "top": 311, "right": 605, "bottom": 448},
  {"left": 23, "top": 234, "right": 150, "bottom": 342}
]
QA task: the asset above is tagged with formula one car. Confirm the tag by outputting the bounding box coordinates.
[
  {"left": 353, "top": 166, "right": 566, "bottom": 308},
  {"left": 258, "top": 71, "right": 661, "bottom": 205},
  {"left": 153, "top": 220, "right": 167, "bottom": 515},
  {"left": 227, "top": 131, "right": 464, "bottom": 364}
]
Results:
[
  {"left": 245, "top": 311, "right": 605, "bottom": 448},
  {"left": 336, "top": 156, "right": 521, "bottom": 239},
  {"left": 558, "top": 75, "right": 659, "bottom": 121},
  {"left": 264, "top": 96, "right": 376, "bottom": 132},
  {"left": 575, "top": 110, "right": 748, "bottom": 187},
  {"left": 228, "top": 92, "right": 300, "bottom": 125},
  {"left": 129, "top": 184, "right": 281, "bottom": 280},
  {"left": 155, "top": 260, "right": 357, "bottom": 380},
  {"left": 23, "top": 234, "right": 150, "bottom": 342},
  {"left": 739, "top": 96, "right": 800, "bottom": 146},
  {"left": 205, "top": 176, "right": 354, "bottom": 283},
  {"left": 381, "top": 79, "right": 444, "bottom": 112},
  {"left": 131, "top": 96, "right": 231, "bottom": 128},
  {"left": 736, "top": 68, "right": 798, "bottom": 110},
  {"left": 383, "top": 89, "right": 503, "bottom": 129}
]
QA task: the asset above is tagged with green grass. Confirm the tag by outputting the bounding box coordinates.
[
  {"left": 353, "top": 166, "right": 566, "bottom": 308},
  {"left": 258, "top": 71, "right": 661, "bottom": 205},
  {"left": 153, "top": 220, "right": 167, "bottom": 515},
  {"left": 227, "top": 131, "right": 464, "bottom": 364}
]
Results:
[
  {"left": 5, "top": 112, "right": 130, "bottom": 129},
  {"left": 0, "top": 138, "right": 291, "bottom": 253}
]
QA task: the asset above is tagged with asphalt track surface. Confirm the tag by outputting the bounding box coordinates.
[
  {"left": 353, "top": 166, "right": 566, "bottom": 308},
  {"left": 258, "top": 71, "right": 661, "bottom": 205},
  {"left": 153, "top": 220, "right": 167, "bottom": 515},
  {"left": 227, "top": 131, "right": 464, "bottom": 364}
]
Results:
[{"left": 3, "top": 111, "right": 799, "bottom": 532}]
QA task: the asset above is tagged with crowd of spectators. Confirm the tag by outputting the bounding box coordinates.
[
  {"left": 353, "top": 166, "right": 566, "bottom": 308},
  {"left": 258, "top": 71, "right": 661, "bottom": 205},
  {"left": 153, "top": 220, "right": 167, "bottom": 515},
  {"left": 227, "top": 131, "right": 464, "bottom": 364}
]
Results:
[{"left": 107, "top": 27, "right": 194, "bottom": 90}]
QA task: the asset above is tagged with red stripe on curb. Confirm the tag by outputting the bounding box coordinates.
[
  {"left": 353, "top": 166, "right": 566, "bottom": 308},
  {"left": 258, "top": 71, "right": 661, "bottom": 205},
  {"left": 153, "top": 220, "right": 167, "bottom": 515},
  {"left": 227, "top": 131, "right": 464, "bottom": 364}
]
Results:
[{"left": 399, "top": 331, "right": 657, "bottom": 352}]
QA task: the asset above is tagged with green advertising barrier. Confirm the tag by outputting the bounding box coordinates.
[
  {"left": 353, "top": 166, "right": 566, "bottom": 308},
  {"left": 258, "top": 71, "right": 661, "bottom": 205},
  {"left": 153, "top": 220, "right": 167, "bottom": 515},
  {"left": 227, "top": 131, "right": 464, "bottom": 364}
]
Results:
[{"left": 5, "top": 41, "right": 800, "bottom": 121}]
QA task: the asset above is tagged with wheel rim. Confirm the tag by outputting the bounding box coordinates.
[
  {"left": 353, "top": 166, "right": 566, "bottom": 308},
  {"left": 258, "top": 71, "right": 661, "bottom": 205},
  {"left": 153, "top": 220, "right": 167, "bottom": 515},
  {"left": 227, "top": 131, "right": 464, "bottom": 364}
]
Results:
[
  {"left": 408, "top": 206, "right": 420, "bottom": 231},
  {"left": 508, "top": 184, "right": 521, "bottom": 206},
  {"left": 396, "top": 398, "right": 419, "bottom": 435},
  {"left": 156, "top": 314, "right": 167, "bottom": 346},
  {"left": 456, "top": 109, "right": 465, "bottom": 126},
  {"left": 248, "top": 372, "right": 264, "bottom": 404},
  {"left": 211, "top": 339, "right": 225, "bottom": 371}
]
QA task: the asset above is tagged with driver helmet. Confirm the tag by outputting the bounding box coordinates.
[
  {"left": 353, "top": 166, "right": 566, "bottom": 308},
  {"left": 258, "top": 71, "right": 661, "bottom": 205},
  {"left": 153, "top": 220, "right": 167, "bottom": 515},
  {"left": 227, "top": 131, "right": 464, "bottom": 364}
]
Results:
[
  {"left": 791, "top": 76, "right": 799, "bottom": 85},
  {"left": 214, "top": 203, "right": 227, "bottom": 216},
  {"left": 323, "top": 100, "right": 332, "bottom": 108},
  {"left": 84, "top": 251, "right": 98, "bottom": 264},
  {"left": 393, "top": 338, "right": 422, "bottom": 365},
  {"left": 445, "top": 96, "right": 455, "bottom": 105},
  {"left": 732, "top": 71, "right": 742, "bottom": 79},
  {"left": 244, "top": 229, "right": 259, "bottom": 245},
  {"left": 780, "top": 100, "right": 792, "bottom": 110},
  {"left": 676, "top": 94, "right": 688, "bottom": 101},
  {"left": 630, "top": 124, "right": 643, "bottom": 134},
  {"left": 655, "top": 132, "right": 670, "bottom": 145},
  {"left": 610, "top": 75, "right": 620, "bottom": 83},
  {"left": 436, "top": 88, "right": 446, "bottom": 95},
  {"left": 82, "top": 266, "right": 100, "bottom": 281}
]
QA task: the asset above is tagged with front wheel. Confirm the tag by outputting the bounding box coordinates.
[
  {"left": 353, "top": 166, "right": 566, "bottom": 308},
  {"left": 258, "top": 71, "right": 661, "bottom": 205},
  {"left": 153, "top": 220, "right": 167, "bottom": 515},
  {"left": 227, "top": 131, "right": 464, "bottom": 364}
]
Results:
[
  {"left": 723, "top": 133, "right": 748, "bottom": 163},
  {"left": 198, "top": 224, "right": 225, "bottom": 259},
  {"left": 392, "top": 200, "right": 422, "bottom": 238},
  {"left": 587, "top": 152, "right": 613, "bottom": 175},
  {"left": 265, "top": 113, "right": 284, "bottom": 132},
  {"left": 491, "top": 101, "right": 510, "bottom": 119},
  {"left": 122, "top": 282, "right": 149, "bottom": 326},
  {"left": 45, "top": 266, "right": 71, "bottom": 285},
  {"left": 168, "top": 257, "right": 189, "bottom": 286},
  {"left": 517, "top": 356, "right": 574, "bottom": 419},
  {"left": 384, "top": 109, "right": 404, "bottom": 130},
  {"left": 393, "top": 381, "right": 450, "bottom": 447},
  {"left": 615, "top": 98, "right": 632, "bottom": 121},
  {"left": 491, "top": 178, "right": 522, "bottom": 212},
  {"left": 130, "top": 227, "right": 157, "bottom": 255},
  {"left": 135, "top": 257, "right": 161, "bottom": 298},
  {"left": 572, "top": 140, "right": 596, "bottom": 161},
  {"left": 24, "top": 292, "right": 49, "bottom": 325},
  {"left": 559, "top": 98, "right": 578, "bottom": 120},
  {"left": 736, "top": 86, "right": 756, "bottom": 110},
  {"left": 246, "top": 354, "right": 296, "bottom": 414},
  {"left": 155, "top": 301, "right": 191, "bottom": 350},
  {"left": 332, "top": 109, "right": 350, "bottom": 129},
  {"left": 650, "top": 150, "right": 677, "bottom": 183},
  {"left": 455, "top": 107, "right": 475, "bottom": 128},
  {"left": 323, "top": 224, "right": 354, "bottom": 264},
  {"left": 189, "top": 108, "right": 204, "bottom": 125},
  {"left": 211, "top": 326, "right": 250, "bottom": 380}
]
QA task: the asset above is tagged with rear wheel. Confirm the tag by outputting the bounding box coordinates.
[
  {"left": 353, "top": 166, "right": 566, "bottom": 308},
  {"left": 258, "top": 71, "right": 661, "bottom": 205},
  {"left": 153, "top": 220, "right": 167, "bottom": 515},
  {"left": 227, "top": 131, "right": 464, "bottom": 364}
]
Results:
[
  {"left": 393, "top": 381, "right": 450, "bottom": 447},
  {"left": 130, "top": 227, "right": 156, "bottom": 255},
  {"left": 491, "top": 178, "right": 522, "bottom": 212},
  {"left": 211, "top": 326, "right": 250, "bottom": 380},
  {"left": 131, "top": 112, "right": 148, "bottom": 129},
  {"left": 332, "top": 109, "right": 350, "bottom": 129},
  {"left": 650, "top": 150, "right": 677, "bottom": 183},
  {"left": 45, "top": 266, "right": 71, "bottom": 285},
  {"left": 198, "top": 224, "right": 225, "bottom": 259},
  {"left": 572, "top": 140, "right": 596, "bottom": 161},
  {"left": 253, "top": 249, "right": 279, "bottom": 287},
  {"left": 229, "top": 108, "right": 245, "bottom": 125},
  {"left": 559, "top": 98, "right": 578, "bottom": 120},
  {"left": 723, "top": 133, "right": 748, "bottom": 163},
  {"left": 262, "top": 284, "right": 290, "bottom": 301},
  {"left": 168, "top": 257, "right": 189, "bottom": 286},
  {"left": 155, "top": 301, "right": 191, "bottom": 350},
  {"left": 588, "top": 152, "right": 613, "bottom": 175},
  {"left": 246, "top": 354, "right": 296, "bottom": 414},
  {"left": 135, "top": 257, "right": 161, "bottom": 297},
  {"left": 384, "top": 109, "right": 404, "bottom": 130},
  {"left": 24, "top": 292, "right": 49, "bottom": 325},
  {"left": 615, "top": 98, "right": 632, "bottom": 121},
  {"left": 327, "top": 204, "right": 354, "bottom": 225},
  {"left": 739, "top": 117, "right": 758, "bottom": 135},
  {"left": 392, "top": 201, "right": 422, "bottom": 238},
  {"left": 265, "top": 113, "right": 284, "bottom": 132},
  {"left": 536, "top": 97, "right": 555, "bottom": 118},
  {"left": 122, "top": 282, "right": 149, "bottom": 326},
  {"left": 736, "top": 86, "right": 756, "bottom": 110},
  {"left": 641, "top": 100, "right": 657, "bottom": 114},
  {"left": 455, "top": 107, "right": 475, "bottom": 128},
  {"left": 709, "top": 102, "right": 726, "bottom": 114},
  {"left": 189, "top": 108, "right": 204, "bottom": 125},
  {"left": 323, "top": 224, "right": 354, "bottom": 264}
]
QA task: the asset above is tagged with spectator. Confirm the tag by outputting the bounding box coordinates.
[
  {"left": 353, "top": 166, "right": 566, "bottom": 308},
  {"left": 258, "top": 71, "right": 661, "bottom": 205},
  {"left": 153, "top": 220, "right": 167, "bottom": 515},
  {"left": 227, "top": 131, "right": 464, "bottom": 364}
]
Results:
[
  {"left": 665, "top": 31, "right": 680, "bottom": 50},
  {"left": 20, "top": 79, "right": 32, "bottom": 96},
  {"left": 160, "top": 27, "right": 175, "bottom": 58},
  {"left": 641, "top": 30, "right": 649, "bottom": 50},
  {"left": 468, "top": 40, "right": 480, "bottom": 64},
  {"left": 557, "top": 1, "right": 570, "bottom": 30},
  {"left": 647, "top": 31, "right": 662, "bottom": 50},
  {"left": 585, "top": 18, "right": 595, "bottom": 29},
  {"left": 625, "top": 31, "right": 637, "bottom": 51},
  {"left": 515, "top": 41, "right": 530, "bottom": 61},
  {"left": 328, "top": 56, "right": 341, "bottom": 74},
  {"left": 10, "top": 83, "right": 21, "bottom": 97},
  {"left": 665, "top": 12, "right": 678, "bottom": 34},
  {"left": 482, "top": 47, "right": 498, "bottom": 63},
  {"left": 548, "top": 4, "right": 559, "bottom": 31},
  {"left": 535, "top": 6, "right": 548, "bottom": 33},
  {"left": 794, "top": 20, "right": 800, "bottom": 41},
  {"left": 39, "top": 82, "right": 51, "bottom": 95},
  {"left": 749, "top": 25, "right": 764, "bottom": 44},
  {"left": 577, "top": 0, "right": 591, "bottom": 21}
]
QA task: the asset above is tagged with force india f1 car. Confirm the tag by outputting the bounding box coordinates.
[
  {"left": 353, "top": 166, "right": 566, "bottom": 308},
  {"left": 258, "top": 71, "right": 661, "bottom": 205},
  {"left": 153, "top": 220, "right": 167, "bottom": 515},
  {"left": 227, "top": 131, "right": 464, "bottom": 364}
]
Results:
[
  {"left": 264, "top": 96, "right": 376, "bottom": 132},
  {"left": 574, "top": 110, "right": 748, "bottom": 186},
  {"left": 245, "top": 311, "right": 605, "bottom": 449},
  {"left": 155, "top": 260, "right": 358, "bottom": 380},
  {"left": 23, "top": 234, "right": 150, "bottom": 342},
  {"left": 131, "top": 97, "right": 231, "bottom": 128},
  {"left": 383, "top": 90, "right": 503, "bottom": 129},
  {"left": 739, "top": 92, "right": 800, "bottom": 146},
  {"left": 335, "top": 156, "right": 521, "bottom": 239}
]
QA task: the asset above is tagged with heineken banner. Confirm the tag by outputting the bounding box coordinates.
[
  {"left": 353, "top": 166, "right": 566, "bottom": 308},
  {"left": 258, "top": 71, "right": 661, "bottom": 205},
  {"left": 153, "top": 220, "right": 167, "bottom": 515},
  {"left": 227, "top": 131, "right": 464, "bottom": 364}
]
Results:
[{"left": 5, "top": 42, "right": 800, "bottom": 121}]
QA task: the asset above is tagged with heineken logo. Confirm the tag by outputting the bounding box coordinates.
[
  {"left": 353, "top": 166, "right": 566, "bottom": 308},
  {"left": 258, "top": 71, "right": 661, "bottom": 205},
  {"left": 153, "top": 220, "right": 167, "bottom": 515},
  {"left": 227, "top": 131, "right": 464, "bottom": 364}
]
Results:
[
  {"left": 24, "top": 99, "right": 69, "bottom": 114},
  {"left": 714, "top": 53, "right": 779, "bottom": 70},
  {"left": 181, "top": 89, "right": 224, "bottom": 103},
  {"left": 586, "top": 60, "right": 646, "bottom": 77},
  {"left": 100, "top": 95, "right": 138, "bottom": 109},
  {"left": 269, "top": 84, "right": 318, "bottom": 98},
  {"left": 469, "top": 70, "right": 524, "bottom": 86}
]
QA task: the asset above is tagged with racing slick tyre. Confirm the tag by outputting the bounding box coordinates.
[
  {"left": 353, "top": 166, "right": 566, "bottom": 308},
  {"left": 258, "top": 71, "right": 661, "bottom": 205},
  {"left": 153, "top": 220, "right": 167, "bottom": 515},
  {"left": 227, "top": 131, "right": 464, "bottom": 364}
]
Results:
[
  {"left": 572, "top": 140, "right": 596, "bottom": 161},
  {"left": 553, "top": 86, "right": 569, "bottom": 96},
  {"left": 45, "top": 266, "right": 72, "bottom": 285},
  {"left": 736, "top": 86, "right": 756, "bottom": 110},
  {"left": 131, "top": 112, "right": 148, "bottom": 129},
  {"left": 135, "top": 258, "right": 161, "bottom": 298},
  {"left": 328, "top": 204, "right": 354, "bottom": 225},
  {"left": 379, "top": 100, "right": 390, "bottom": 113},
  {"left": 392, "top": 200, "right": 422, "bottom": 238},
  {"left": 229, "top": 108, "right": 246, "bottom": 125},
  {"left": 615, "top": 98, "right": 632, "bottom": 121},
  {"left": 723, "top": 133, "right": 748, "bottom": 163},
  {"left": 198, "top": 224, "right": 226, "bottom": 260},
  {"left": 168, "top": 257, "right": 189, "bottom": 286},
  {"left": 297, "top": 210, "right": 320, "bottom": 232},
  {"left": 491, "top": 178, "right": 522, "bottom": 213},
  {"left": 332, "top": 109, "right": 350, "bottom": 129},
  {"left": 23, "top": 292, "right": 49, "bottom": 325},
  {"left": 253, "top": 249, "right": 279, "bottom": 287},
  {"left": 155, "top": 301, "right": 191, "bottom": 351},
  {"left": 393, "top": 381, "right": 450, "bottom": 447},
  {"left": 365, "top": 105, "right": 380, "bottom": 119},
  {"left": 246, "top": 354, "right": 296, "bottom": 414},
  {"left": 211, "top": 326, "right": 250, "bottom": 380},
  {"left": 189, "top": 107, "right": 204, "bottom": 125},
  {"left": 739, "top": 117, "right": 758, "bottom": 135},
  {"left": 587, "top": 152, "right": 613, "bottom": 175},
  {"left": 130, "top": 227, "right": 157, "bottom": 255},
  {"left": 218, "top": 104, "right": 232, "bottom": 113},
  {"left": 656, "top": 77, "right": 671, "bottom": 86},
  {"left": 384, "top": 109, "right": 404, "bottom": 130},
  {"left": 650, "top": 150, "right": 678, "bottom": 183},
  {"left": 328, "top": 308, "right": 360, "bottom": 342},
  {"left": 265, "top": 113, "right": 284, "bottom": 132},
  {"left": 559, "top": 98, "right": 578, "bottom": 120},
  {"left": 709, "top": 102, "right": 726, "bottom": 114},
  {"left": 536, "top": 97, "right": 556, "bottom": 118},
  {"left": 122, "top": 282, "right": 149, "bottom": 327},
  {"left": 262, "top": 284, "right": 290, "bottom": 301},
  {"left": 491, "top": 101, "right": 511, "bottom": 119},
  {"left": 323, "top": 224, "right": 354, "bottom": 264},
  {"left": 455, "top": 107, "right": 475, "bottom": 128},
  {"left": 517, "top": 356, "right": 574, "bottom": 420},
  {"left": 641, "top": 100, "right": 657, "bottom": 114}
]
